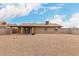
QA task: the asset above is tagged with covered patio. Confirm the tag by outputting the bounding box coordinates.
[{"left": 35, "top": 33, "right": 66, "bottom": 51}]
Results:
[{"left": 9, "top": 26, "right": 35, "bottom": 35}]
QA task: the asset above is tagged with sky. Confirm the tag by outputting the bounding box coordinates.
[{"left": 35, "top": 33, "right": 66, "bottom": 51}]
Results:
[{"left": 0, "top": 3, "right": 79, "bottom": 28}]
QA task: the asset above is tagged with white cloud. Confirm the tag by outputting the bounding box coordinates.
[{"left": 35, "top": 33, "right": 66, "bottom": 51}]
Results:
[
  {"left": 49, "top": 6, "right": 62, "bottom": 10},
  {"left": 48, "top": 13, "right": 79, "bottom": 28},
  {"left": 0, "top": 3, "right": 41, "bottom": 21},
  {"left": 56, "top": 3, "right": 64, "bottom": 6},
  {"left": 34, "top": 4, "right": 63, "bottom": 15},
  {"left": 49, "top": 15, "right": 64, "bottom": 26},
  {"left": 39, "top": 9, "right": 47, "bottom": 15},
  {"left": 68, "top": 13, "right": 79, "bottom": 28},
  {"left": 47, "top": 15, "right": 70, "bottom": 28}
]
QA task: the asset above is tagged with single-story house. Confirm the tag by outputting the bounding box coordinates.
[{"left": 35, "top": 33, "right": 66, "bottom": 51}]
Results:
[
  {"left": 9, "top": 23, "right": 62, "bottom": 35},
  {"left": 0, "top": 21, "right": 64, "bottom": 35}
]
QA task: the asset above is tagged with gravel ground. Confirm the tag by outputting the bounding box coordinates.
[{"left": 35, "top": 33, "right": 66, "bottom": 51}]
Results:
[{"left": 0, "top": 34, "right": 79, "bottom": 56}]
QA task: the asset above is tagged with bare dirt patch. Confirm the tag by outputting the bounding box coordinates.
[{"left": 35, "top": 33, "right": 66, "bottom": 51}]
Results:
[{"left": 0, "top": 34, "right": 79, "bottom": 56}]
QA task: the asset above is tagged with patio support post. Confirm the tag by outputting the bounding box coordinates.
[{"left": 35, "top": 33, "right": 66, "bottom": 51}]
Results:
[
  {"left": 32, "top": 27, "right": 35, "bottom": 35},
  {"left": 21, "top": 27, "right": 24, "bottom": 34}
]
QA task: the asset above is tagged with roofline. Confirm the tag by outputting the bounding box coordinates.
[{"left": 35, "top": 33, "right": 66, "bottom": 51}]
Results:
[{"left": 8, "top": 25, "right": 62, "bottom": 27}]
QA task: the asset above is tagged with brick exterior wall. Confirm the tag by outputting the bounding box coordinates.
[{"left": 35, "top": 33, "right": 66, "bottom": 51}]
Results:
[{"left": 34, "top": 27, "right": 63, "bottom": 34}]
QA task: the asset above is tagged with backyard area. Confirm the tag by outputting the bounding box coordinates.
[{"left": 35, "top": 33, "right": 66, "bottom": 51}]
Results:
[{"left": 0, "top": 34, "right": 79, "bottom": 56}]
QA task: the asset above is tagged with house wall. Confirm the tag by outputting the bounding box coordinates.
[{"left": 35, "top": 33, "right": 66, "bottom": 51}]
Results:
[
  {"left": 34, "top": 27, "right": 63, "bottom": 34},
  {"left": 1, "top": 26, "right": 79, "bottom": 35}
]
